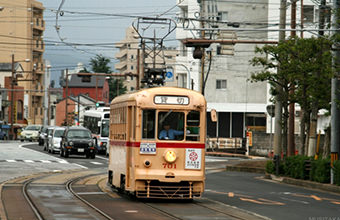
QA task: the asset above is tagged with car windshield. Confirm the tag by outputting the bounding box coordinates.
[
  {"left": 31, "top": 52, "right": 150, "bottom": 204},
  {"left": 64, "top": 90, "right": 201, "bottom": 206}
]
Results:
[
  {"left": 54, "top": 129, "right": 65, "bottom": 137},
  {"left": 25, "top": 125, "right": 41, "bottom": 131},
  {"left": 67, "top": 130, "right": 91, "bottom": 138}
]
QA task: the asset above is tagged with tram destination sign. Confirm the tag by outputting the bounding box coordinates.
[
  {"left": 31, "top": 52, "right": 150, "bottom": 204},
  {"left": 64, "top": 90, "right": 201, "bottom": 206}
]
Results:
[{"left": 154, "top": 95, "right": 189, "bottom": 105}]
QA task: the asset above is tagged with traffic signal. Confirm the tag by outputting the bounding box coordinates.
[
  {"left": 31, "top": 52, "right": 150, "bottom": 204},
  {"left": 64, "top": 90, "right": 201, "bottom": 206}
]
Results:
[{"left": 95, "top": 101, "right": 105, "bottom": 108}]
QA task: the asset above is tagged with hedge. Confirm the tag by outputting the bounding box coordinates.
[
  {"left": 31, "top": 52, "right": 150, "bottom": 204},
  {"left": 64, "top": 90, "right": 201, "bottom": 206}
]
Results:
[
  {"left": 334, "top": 160, "right": 340, "bottom": 186},
  {"left": 266, "top": 155, "right": 340, "bottom": 185}
]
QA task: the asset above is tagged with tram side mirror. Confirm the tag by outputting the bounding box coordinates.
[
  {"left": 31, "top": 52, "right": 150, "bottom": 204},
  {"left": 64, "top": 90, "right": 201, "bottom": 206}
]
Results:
[{"left": 210, "top": 109, "right": 217, "bottom": 122}]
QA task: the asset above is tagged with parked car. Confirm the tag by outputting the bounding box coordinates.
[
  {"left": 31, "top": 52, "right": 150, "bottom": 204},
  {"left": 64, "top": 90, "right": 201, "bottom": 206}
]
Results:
[
  {"left": 19, "top": 125, "right": 42, "bottom": 142},
  {"left": 60, "top": 126, "right": 95, "bottom": 159},
  {"left": 44, "top": 126, "right": 56, "bottom": 151},
  {"left": 47, "top": 127, "right": 65, "bottom": 154},
  {"left": 38, "top": 126, "right": 48, "bottom": 146}
]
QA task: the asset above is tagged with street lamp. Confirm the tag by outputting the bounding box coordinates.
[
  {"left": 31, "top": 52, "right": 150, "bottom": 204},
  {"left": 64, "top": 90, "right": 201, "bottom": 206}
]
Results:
[{"left": 10, "top": 54, "right": 30, "bottom": 140}]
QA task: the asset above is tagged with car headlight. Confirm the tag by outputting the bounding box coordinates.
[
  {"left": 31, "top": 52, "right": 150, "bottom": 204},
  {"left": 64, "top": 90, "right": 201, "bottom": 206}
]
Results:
[
  {"left": 88, "top": 142, "right": 93, "bottom": 147},
  {"left": 68, "top": 141, "right": 73, "bottom": 146},
  {"left": 164, "top": 150, "right": 177, "bottom": 163},
  {"left": 53, "top": 140, "right": 59, "bottom": 145},
  {"left": 102, "top": 142, "right": 107, "bottom": 147}
]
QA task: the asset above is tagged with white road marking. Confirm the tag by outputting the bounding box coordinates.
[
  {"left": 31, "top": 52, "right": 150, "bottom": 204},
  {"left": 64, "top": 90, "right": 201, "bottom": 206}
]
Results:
[
  {"left": 90, "top": 162, "right": 103, "bottom": 165},
  {"left": 77, "top": 192, "right": 106, "bottom": 195},
  {"left": 96, "top": 155, "right": 109, "bottom": 161},
  {"left": 58, "top": 160, "right": 69, "bottom": 164},
  {"left": 40, "top": 160, "right": 52, "bottom": 163},
  {"left": 24, "top": 160, "right": 34, "bottom": 163},
  {"left": 6, "top": 160, "right": 16, "bottom": 163},
  {"left": 72, "top": 163, "right": 88, "bottom": 169}
]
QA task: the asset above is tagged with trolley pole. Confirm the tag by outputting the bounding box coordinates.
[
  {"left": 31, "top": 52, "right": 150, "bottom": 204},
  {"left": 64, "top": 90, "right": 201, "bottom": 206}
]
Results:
[{"left": 331, "top": 0, "right": 340, "bottom": 184}]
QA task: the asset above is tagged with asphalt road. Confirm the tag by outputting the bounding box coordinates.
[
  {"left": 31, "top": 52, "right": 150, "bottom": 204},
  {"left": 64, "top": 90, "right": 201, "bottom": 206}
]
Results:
[
  {"left": 1, "top": 141, "right": 339, "bottom": 220},
  {"left": 205, "top": 171, "right": 340, "bottom": 220}
]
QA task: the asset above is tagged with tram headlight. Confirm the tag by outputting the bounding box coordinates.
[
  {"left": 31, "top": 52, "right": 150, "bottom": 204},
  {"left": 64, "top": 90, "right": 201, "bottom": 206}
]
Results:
[{"left": 164, "top": 150, "right": 177, "bottom": 163}]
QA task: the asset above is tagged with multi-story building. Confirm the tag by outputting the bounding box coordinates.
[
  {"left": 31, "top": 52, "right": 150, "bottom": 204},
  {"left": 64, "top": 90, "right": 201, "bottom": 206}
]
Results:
[
  {"left": 0, "top": 0, "right": 45, "bottom": 126},
  {"left": 115, "top": 26, "right": 179, "bottom": 91},
  {"left": 176, "top": 0, "right": 268, "bottom": 140}
]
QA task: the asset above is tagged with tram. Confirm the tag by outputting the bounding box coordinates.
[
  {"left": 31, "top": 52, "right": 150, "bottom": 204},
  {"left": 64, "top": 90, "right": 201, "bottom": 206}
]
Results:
[{"left": 107, "top": 87, "right": 206, "bottom": 199}]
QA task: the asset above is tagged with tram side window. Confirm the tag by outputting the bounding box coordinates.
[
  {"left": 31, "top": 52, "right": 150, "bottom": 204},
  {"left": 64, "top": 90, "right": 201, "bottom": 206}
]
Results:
[
  {"left": 186, "top": 111, "right": 200, "bottom": 141},
  {"left": 158, "top": 111, "right": 184, "bottom": 141},
  {"left": 142, "top": 110, "right": 155, "bottom": 139}
]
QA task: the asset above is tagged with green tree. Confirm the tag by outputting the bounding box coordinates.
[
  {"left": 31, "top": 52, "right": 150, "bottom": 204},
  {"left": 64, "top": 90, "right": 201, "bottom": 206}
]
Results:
[
  {"left": 89, "top": 54, "right": 126, "bottom": 101},
  {"left": 250, "top": 37, "right": 333, "bottom": 156}
]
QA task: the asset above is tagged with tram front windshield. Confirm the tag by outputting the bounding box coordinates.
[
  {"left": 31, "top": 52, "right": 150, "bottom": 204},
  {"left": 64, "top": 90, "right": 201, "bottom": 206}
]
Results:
[{"left": 158, "top": 111, "right": 184, "bottom": 140}]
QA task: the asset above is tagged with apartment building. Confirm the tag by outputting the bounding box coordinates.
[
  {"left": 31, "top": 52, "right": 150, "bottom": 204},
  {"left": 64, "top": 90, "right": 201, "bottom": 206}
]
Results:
[
  {"left": 115, "top": 26, "right": 179, "bottom": 91},
  {"left": 176, "top": 0, "right": 268, "bottom": 139},
  {"left": 0, "top": 0, "right": 45, "bottom": 125}
]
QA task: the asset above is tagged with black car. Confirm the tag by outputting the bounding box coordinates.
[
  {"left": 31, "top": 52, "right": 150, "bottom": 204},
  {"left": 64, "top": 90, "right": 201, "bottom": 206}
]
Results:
[{"left": 60, "top": 126, "right": 95, "bottom": 159}]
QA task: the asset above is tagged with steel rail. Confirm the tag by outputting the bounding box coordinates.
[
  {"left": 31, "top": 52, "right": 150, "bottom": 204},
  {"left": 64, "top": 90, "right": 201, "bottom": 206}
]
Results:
[
  {"left": 22, "top": 179, "right": 44, "bottom": 220},
  {"left": 66, "top": 173, "right": 114, "bottom": 220}
]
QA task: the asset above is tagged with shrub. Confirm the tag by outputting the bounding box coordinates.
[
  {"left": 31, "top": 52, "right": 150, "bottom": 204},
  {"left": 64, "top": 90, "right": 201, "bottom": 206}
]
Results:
[
  {"left": 283, "top": 155, "right": 310, "bottom": 179},
  {"left": 266, "top": 160, "right": 275, "bottom": 174},
  {"left": 310, "top": 158, "right": 330, "bottom": 183},
  {"left": 333, "top": 160, "right": 340, "bottom": 186}
]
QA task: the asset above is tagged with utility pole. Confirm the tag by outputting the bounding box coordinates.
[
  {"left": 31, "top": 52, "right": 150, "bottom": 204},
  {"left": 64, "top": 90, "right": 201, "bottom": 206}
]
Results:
[
  {"left": 331, "top": 0, "right": 340, "bottom": 184},
  {"left": 288, "top": 0, "right": 296, "bottom": 156},
  {"left": 65, "top": 69, "right": 68, "bottom": 126},
  {"left": 10, "top": 54, "right": 15, "bottom": 140},
  {"left": 273, "top": 0, "right": 287, "bottom": 173},
  {"left": 200, "top": 0, "right": 205, "bottom": 94}
]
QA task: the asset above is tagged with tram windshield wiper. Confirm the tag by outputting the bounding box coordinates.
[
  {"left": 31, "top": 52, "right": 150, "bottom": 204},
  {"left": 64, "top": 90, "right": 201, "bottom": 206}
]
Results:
[{"left": 159, "top": 110, "right": 172, "bottom": 124}]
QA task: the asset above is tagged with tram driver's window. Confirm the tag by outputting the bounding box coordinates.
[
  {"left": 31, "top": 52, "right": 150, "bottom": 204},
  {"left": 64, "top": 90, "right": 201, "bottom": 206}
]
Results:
[
  {"left": 158, "top": 111, "right": 184, "bottom": 141},
  {"left": 142, "top": 109, "right": 155, "bottom": 139},
  {"left": 186, "top": 111, "right": 200, "bottom": 141}
]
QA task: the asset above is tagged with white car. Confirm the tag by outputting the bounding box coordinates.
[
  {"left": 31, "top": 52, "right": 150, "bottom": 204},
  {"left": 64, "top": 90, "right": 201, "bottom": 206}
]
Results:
[
  {"left": 19, "top": 125, "right": 42, "bottom": 142},
  {"left": 47, "top": 127, "right": 65, "bottom": 154}
]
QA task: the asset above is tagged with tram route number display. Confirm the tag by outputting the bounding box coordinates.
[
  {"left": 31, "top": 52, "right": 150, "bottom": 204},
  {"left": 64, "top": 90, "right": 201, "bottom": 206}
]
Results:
[
  {"left": 185, "top": 148, "right": 202, "bottom": 170},
  {"left": 140, "top": 143, "right": 156, "bottom": 154}
]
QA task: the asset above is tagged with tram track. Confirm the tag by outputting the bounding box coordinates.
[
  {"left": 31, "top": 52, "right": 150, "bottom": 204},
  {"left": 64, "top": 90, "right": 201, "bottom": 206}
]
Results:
[{"left": 2, "top": 170, "right": 268, "bottom": 220}]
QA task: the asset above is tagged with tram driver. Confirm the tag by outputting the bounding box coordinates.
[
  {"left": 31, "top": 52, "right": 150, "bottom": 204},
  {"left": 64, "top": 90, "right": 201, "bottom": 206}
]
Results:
[{"left": 159, "top": 123, "right": 184, "bottom": 140}]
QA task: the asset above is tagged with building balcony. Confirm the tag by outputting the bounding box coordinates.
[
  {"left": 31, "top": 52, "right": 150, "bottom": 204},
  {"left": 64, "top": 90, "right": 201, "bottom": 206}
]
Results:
[
  {"left": 115, "top": 49, "right": 128, "bottom": 59},
  {"left": 33, "top": 39, "right": 44, "bottom": 53},
  {"left": 33, "top": 85, "right": 44, "bottom": 96},
  {"left": 33, "top": 62, "right": 44, "bottom": 74},
  {"left": 115, "top": 61, "right": 127, "bottom": 70},
  {"left": 33, "top": 17, "right": 45, "bottom": 31}
]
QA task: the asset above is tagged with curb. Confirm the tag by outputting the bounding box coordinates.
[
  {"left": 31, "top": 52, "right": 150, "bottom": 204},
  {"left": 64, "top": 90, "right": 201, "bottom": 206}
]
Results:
[
  {"left": 206, "top": 151, "right": 251, "bottom": 159},
  {"left": 225, "top": 166, "right": 265, "bottom": 174},
  {"left": 266, "top": 174, "right": 340, "bottom": 194}
]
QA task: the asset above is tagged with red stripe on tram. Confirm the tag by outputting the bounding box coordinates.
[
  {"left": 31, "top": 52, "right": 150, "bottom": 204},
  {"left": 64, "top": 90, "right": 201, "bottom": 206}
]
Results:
[{"left": 109, "top": 140, "right": 205, "bottom": 149}]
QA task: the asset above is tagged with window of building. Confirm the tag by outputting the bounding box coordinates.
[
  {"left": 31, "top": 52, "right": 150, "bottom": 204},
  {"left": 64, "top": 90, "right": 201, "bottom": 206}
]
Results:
[
  {"left": 131, "top": 65, "right": 134, "bottom": 70},
  {"left": 216, "top": 79, "right": 227, "bottom": 89},
  {"left": 17, "top": 100, "right": 23, "bottom": 120},
  {"left": 303, "top": 5, "right": 314, "bottom": 24},
  {"left": 131, "top": 55, "right": 134, "bottom": 59},
  {"left": 217, "top": 11, "right": 228, "bottom": 21},
  {"left": 177, "top": 73, "right": 187, "bottom": 88}
]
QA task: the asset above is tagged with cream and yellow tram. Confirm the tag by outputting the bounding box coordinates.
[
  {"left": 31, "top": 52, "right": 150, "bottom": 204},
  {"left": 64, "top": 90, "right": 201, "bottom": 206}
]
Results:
[{"left": 107, "top": 87, "right": 206, "bottom": 199}]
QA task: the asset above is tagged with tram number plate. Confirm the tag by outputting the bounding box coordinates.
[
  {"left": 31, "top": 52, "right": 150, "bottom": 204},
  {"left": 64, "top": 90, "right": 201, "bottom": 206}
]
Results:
[
  {"left": 78, "top": 148, "right": 84, "bottom": 152},
  {"left": 140, "top": 143, "right": 156, "bottom": 154}
]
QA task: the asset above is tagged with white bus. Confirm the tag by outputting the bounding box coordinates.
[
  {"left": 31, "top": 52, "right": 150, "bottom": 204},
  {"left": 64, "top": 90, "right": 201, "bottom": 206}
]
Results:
[{"left": 83, "top": 107, "right": 110, "bottom": 154}]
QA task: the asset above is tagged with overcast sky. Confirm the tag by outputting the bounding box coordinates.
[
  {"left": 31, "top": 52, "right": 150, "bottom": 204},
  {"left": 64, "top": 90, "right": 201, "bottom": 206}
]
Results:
[{"left": 39, "top": 0, "right": 178, "bottom": 85}]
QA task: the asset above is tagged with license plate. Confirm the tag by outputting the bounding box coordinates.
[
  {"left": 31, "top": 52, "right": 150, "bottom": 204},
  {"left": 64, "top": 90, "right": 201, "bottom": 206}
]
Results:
[{"left": 78, "top": 148, "right": 84, "bottom": 152}]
